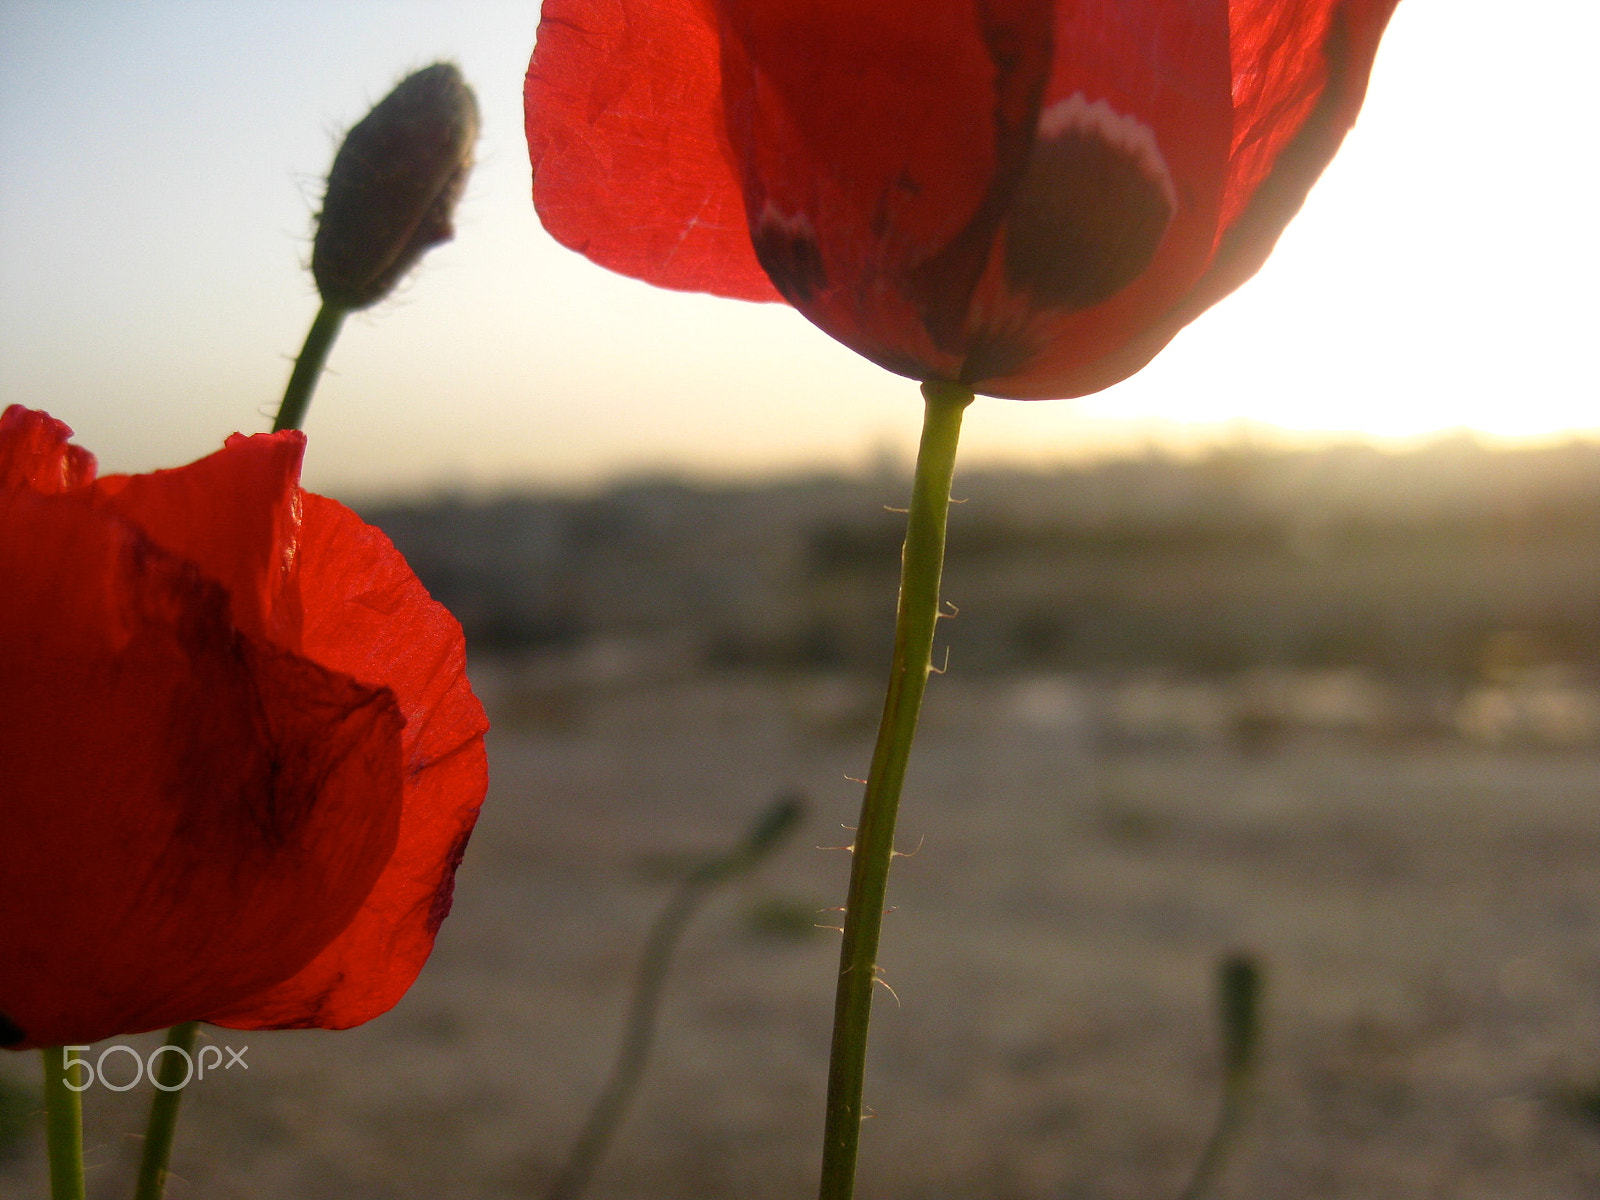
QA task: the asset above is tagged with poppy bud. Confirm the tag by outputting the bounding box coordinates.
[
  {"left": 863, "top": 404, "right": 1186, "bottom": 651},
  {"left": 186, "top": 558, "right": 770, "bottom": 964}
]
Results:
[{"left": 313, "top": 62, "right": 478, "bottom": 310}]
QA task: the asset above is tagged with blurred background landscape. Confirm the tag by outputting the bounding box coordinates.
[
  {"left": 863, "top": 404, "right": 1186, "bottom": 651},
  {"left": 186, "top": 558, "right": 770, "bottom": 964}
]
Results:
[
  {"left": 373, "top": 435, "right": 1600, "bottom": 750},
  {"left": 5, "top": 435, "right": 1600, "bottom": 1199}
]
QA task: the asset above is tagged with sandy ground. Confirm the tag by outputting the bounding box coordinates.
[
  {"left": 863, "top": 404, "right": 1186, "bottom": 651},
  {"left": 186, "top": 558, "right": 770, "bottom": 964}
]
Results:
[{"left": 5, "top": 667, "right": 1600, "bottom": 1199}]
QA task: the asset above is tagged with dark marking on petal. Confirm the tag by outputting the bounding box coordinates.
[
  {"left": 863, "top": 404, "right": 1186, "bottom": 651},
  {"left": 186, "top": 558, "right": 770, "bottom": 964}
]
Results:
[
  {"left": 426, "top": 825, "right": 476, "bottom": 935},
  {"left": 259, "top": 976, "right": 346, "bottom": 1031},
  {"left": 905, "top": 7, "right": 1053, "bottom": 356},
  {"left": 873, "top": 172, "right": 924, "bottom": 240},
  {"left": 1002, "top": 98, "right": 1174, "bottom": 310},
  {"left": 0, "top": 1010, "right": 24, "bottom": 1046},
  {"left": 751, "top": 207, "right": 827, "bottom": 306},
  {"left": 960, "top": 327, "right": 1043, "bottom": 386},
  {"left": 861, "top": 344, "right": 945, "bottom": 385}
]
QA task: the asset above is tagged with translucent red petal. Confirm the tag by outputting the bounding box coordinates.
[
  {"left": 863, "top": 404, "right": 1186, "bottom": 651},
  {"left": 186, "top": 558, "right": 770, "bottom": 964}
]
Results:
[
  {"left": 527, "top": 0, "right": 780, "bottom": 301},
  {"left": 523, "top": 0, "right": 1402, "bottom": 399},
  {"left": 0, "top": 410, "right": 487, "bottom": 1047},
  {"left": 205, "top": 492, "right": 488, "bottom": 1031},
  {"left": 0, "top": 483, "right": 404, "bottom": 1049}
]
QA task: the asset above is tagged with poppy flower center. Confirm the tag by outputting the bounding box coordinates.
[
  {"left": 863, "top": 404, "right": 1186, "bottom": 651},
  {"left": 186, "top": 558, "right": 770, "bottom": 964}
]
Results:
[{"left": 1001, "top": 93, "right": 1175, "bottom": 310}]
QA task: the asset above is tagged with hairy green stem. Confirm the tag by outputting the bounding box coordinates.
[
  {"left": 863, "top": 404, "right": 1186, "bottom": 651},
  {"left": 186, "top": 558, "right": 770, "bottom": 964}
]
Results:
[
  {"left": 41, "top": 1048, "right": 84, "bottom": 1200},
  {"left": 818, "top": 381, "right": 972, "bottom": 1200},
  {"left": 133, "top": 1021, "right": 200, "bottom": 1200},
  {"left": 273, "top": 300, "right": 348, "bottom": 432}
]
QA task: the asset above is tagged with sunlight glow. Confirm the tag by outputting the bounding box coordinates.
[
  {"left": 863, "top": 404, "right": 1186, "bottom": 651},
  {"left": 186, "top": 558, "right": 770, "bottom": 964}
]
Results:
[{"left": 0, "top": 0, "right": 1594, "bottom": 495}]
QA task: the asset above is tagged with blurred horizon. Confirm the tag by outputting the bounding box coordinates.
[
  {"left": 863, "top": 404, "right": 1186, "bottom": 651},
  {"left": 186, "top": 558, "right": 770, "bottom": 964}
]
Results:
[
  {"left": 3, "top": 0, "right": 1597, "bottom": 499},
  {"left": 363, "top": 435, "right": 1600, "bottom": 735},
  {"left": 339, "top": 421, "right": 1600, "bottom": 506}
]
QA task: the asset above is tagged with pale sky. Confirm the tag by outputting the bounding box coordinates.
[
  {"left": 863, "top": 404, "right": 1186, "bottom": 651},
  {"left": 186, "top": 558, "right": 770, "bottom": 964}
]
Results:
[{"left": 1, "top": 0, "right": 1596, "bottom": 499}]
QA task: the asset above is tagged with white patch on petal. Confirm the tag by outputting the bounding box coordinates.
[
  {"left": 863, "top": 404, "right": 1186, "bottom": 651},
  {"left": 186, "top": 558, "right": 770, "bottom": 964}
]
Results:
[
  {"left": 755, "top": 202, "right": 816, "bottom": 242},
  {"left": 959, "top": 94, "right": 1179, "bottom": 382},
  {"left": 1036, "top": 93, "right": 1176, "bottom": 211}
]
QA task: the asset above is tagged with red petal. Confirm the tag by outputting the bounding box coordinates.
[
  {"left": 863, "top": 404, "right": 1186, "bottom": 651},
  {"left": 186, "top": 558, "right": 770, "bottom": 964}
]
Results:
[
  {"left": 206, "top": 492, "right": 488, "bottom": 1030},
  {"left": 0, "top": 484, "right": 404, "bottom": 1050},
  {"left": 526, "top": 0, "right": 780, "bottom": 301},
  {"left": 716, "top": 0, "right": 1054, "bottom": 379},
  {"left": 990, "top": 0, "right": 1400, "bottom": 397},
  {"left": 93, "top": 431, "right": 307, "bottom": 647},
  {"left": 969, "top": 0, "right": 1235, "bottom": 396},
  {"left": 525, "top": 1, "right": 1397, "bottom": 402},
  {"left": 0, "top": 405, "right": 97, "bottom": 494},
  {"left": 1199, "top": 0, "right": 1402, "bottom": 304}
]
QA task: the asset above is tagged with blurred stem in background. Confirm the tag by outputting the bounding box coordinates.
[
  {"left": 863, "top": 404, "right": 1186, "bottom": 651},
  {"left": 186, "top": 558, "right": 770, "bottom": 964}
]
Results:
[
  {"left": 818, "top": 381, "right": 972, "bottom": 1200},
  {"left": 1176, "top": 953, "right": 1265, "bottom": 1200},
  {"left": 543, "top": 792, "right": 805, "bottom": 1200}
]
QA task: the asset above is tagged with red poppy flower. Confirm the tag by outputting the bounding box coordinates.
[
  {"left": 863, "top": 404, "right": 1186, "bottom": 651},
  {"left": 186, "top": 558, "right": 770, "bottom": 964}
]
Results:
[
  {"left": 525, "top": 0, "right": 1400, "bottom": 399},
  {"left": 0, "top": 406, "right": 488, "bottom": 1050}
]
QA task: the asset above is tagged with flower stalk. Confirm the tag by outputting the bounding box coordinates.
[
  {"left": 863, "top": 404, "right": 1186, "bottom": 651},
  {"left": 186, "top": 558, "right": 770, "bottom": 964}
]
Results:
[
  {"left": 819, "top": 380, "right": 972, "bottom": 1200},
  {"left": 41, "top": 1047, "right": 83, "bottom": 1200},
  {"left": 133, "top": 1021, "right": 201, "bottom": 1200},
  {"left": 1176, "top": 954, "right": 1264, "bottom": 1200},
  {"left": 273, "top": 302, "right": 347, "bottom": 433}
]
